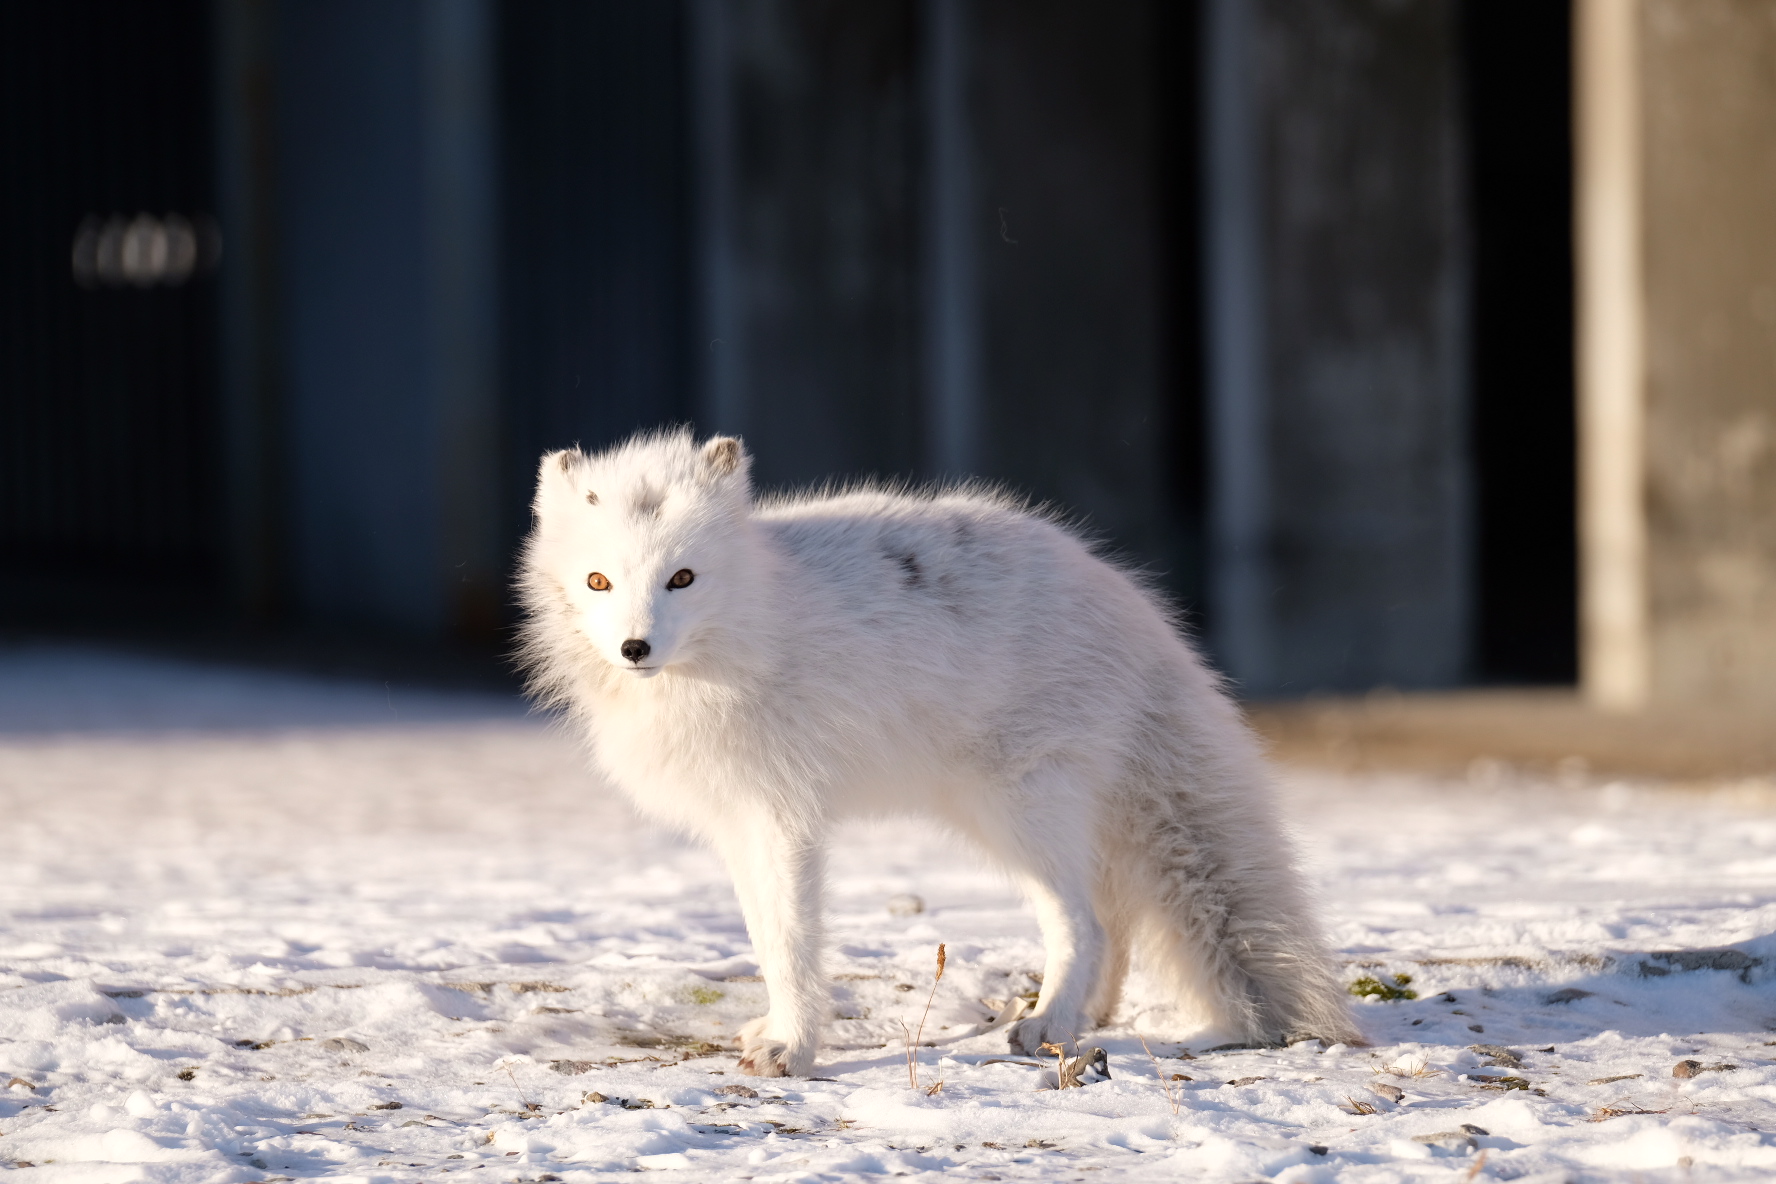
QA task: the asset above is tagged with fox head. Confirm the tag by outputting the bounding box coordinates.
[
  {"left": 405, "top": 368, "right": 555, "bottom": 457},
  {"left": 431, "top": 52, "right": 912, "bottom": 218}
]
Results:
[{"left": 526, "top": 431, "right": 758, "bottom": 680}]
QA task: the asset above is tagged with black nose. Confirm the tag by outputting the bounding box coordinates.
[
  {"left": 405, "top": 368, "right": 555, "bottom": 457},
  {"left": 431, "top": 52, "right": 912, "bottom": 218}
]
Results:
[{"left": 620, "top": 638, "right": 651, "bottom": 663}]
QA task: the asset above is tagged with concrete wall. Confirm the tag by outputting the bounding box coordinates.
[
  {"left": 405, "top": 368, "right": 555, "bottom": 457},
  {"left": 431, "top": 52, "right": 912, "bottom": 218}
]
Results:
[
  {"left": 1205, "top": 0, "right": 1470, "bottom": 694},
  {"left": 1578, "top": 0, "right": 1776, "bottom": 710},
  {"left": 1639, "top": 0, "right": 1776, "bottom": 704}
]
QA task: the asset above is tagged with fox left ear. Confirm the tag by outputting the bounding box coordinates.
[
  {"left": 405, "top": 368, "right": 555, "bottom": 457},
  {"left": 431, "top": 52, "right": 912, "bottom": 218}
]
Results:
[{"left": 700, "top": 435, "right": 749, "bottom": 484}]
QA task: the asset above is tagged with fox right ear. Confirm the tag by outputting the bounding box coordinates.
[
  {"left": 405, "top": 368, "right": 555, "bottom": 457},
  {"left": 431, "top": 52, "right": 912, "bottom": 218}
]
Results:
[
  {"left": 533, "top": 448, "right": 584, "bottom": 518},
  {"left": 699, "top": 436, "right": 748, "bottom": 482},
  {"left": 541, "top": 447, "right": 581, "bottom": 481}
]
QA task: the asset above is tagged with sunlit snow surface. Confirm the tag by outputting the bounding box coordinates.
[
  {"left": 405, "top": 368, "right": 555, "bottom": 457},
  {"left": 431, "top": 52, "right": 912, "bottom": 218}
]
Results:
[{"left": 2, "top": 645, "right": 1775, "bottom": 1182}]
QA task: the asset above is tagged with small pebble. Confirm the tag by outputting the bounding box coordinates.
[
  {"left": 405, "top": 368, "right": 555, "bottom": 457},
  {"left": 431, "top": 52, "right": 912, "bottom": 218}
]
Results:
[
  {"left": 1672, "top": 1060, "right": 1737, "bottom": 1078},
  {"left": 1544, "top": 988, "right": 1594, "bottom": 1004},
  {"left": 1058, "top": 1048, "right": 1111, "bottom": 1088},
  {"left": 886, "top": 893, "right": 925, "bottom": 917},
  {"left": 1412, "top": 1130, "right": 1477, "bottom": 1151},
  {"left": 1470, "top": 1044, "right": 1523, "bottom": 1068}
]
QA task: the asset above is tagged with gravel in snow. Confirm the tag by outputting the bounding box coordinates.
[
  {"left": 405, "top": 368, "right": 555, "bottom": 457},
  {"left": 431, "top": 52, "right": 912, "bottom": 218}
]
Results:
[{"left": 1, "top": 644, "right": 1774, "bottom": 1181}]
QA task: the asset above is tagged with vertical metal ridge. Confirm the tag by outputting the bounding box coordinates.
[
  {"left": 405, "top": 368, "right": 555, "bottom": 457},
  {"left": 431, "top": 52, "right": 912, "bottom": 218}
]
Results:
[{"left": 1203, "top": 0, "right": 1270, "bottom": 691}]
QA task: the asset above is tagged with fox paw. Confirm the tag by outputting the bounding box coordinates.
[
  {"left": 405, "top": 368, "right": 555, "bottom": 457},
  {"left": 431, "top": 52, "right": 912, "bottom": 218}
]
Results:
[
  {"left": 1007, "top": 1011, "right": 1086, "bottom": 1057},
  {"left": 735, "top": 1016, "right": 810, "bottom": 1077},
  {"left": 737, "top": 1036, "right": 792, "bottom": 1077}
]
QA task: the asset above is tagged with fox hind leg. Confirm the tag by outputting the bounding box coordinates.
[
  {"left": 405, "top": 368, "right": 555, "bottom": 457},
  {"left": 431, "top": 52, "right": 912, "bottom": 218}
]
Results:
[
  {"left": 978, "top": 759, "right": 1111, "bottom": 1056},
  {"left": 1005, "top": 866, "right": 1106, "bottom": 1054}
]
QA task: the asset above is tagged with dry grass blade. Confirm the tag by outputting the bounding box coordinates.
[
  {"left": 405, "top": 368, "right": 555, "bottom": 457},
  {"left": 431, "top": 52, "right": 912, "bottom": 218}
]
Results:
[
  {"left": 1136, "top": 1031, "right": 1180, "bottom": 1116},
  {"left": 1041, "top": 1041, "right": 1067, "bottom": 1090},
  {"left": 1591, "top": 1102, "right": 1668, "bottom": 1121},
  {"left": 1384, "top": 1057, "right": 1443, "bottom": 1080},
  {"left": 1343, "top": 1095, "right": 1378, "bottom": 1115},
  {"left": 501, "top": 1061, "right": 540, "bottom": 1113},
  {"left": 904, "top": 943, "right": 946, "bottom": 1091},
  {"left": 1463, "top": 1150, "right": 1489, "bottom": 1181}
]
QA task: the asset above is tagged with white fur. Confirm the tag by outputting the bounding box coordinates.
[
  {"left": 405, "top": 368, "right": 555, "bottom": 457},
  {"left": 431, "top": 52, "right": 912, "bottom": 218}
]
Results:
[{"left": 518, "top": 430, "right": 1359, "bottom": 1076}]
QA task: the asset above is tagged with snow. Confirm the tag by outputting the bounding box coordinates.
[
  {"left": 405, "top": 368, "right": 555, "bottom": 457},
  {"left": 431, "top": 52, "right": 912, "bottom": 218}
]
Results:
[{"left": 1, "top": 643, "right": 1774, "bottom": 1182}]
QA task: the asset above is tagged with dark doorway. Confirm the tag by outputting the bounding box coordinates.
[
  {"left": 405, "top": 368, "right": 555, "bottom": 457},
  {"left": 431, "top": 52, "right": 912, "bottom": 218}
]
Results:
[
  {"left": 1461, "top": 1, "right": 1577, "bottom": 683},
  {"left": 1157, "top": 0, "right": 1207, "bottom": 620},
  {"left": 0, "top": 1, "right": 222, "bottom": 627}
]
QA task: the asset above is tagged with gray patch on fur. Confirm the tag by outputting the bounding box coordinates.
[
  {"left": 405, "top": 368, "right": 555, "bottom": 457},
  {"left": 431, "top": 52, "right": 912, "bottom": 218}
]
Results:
[{"left": 893, "top": 552, "right": 922, "bottom": 587}]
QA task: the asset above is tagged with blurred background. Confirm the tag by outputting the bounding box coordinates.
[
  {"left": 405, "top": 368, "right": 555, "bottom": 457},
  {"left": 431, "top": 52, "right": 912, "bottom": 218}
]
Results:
[{"left": 0, "top": 0, "right": 1770, "bottom": 777}]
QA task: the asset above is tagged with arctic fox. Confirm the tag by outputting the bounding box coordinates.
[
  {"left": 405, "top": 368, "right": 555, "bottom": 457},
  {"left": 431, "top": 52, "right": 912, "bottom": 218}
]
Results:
[{"left": 518, "top": 430, "right": 1358, "bottom": 1076}]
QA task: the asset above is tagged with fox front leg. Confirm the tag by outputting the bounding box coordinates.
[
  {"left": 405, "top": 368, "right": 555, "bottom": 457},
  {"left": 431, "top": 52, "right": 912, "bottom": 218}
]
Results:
[{"left": 715, "top": 813, "right": 827, "bottom": 1077}]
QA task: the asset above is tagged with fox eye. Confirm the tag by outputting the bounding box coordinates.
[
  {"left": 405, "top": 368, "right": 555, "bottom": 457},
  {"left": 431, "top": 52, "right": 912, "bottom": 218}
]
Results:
[
  {"left": 587, "top": 572, "right": 611, "bottom": 591},
  {"left": 666, "top": 568, "right": 694, "bottom": 590}
]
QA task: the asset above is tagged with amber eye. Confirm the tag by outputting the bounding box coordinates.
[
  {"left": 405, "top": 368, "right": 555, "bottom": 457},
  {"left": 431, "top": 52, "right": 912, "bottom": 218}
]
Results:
[
  {"left": 587, "top": 572, "right": 611, "bottom": 591},
  {"left": 666, "top": 568, "right": 694, "bottom": 590}
]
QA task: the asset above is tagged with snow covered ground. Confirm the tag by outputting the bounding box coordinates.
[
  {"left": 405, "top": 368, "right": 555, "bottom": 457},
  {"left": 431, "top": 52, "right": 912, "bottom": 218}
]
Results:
[{"left": 2, "top": 643, "right": 1775, "bottom": 1183}]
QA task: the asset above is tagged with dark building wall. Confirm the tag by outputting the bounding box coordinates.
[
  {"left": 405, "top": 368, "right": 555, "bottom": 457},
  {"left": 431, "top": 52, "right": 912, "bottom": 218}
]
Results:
[
  {"left": 1207, "top": 0, "right": 1472, "bottom": 694},
  {"left": 500, "top": 0, "right": 692, "bottom": 540},
  {"left": 216, "top": 0, "right": 686, "bottom": 640},
  {"left": 252, "top": 0, "right": 501, "bottom": 638},
  {"left": 699, "top": 0, "right": 925, "bottom": 488},
  {"left": 5, "top": 0, "right": 1527, "bottom": 693},
  {"left": 970, "top": 0, "right": 1186, "bottom": 584},
  {"left": 101, "top": 0, "right": 1503, "bottom": 696},
  {"left": 277, "top": 1, "right": 437, "bottom": 631},
  {"left": 694, "top": 0, "right": 1198, "bottom": 597}
]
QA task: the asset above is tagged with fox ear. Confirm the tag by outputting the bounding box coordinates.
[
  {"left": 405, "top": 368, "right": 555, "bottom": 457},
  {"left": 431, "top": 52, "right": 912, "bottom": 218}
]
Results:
[
  {"left": 533, "top": 448, "right": 584, "bottom": 517},
  {"left": 541, "top": 447, "right": 581, "bottom": 478},
  {"left": 699, "top": 435, "right": 749, "bottom": 483}
]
